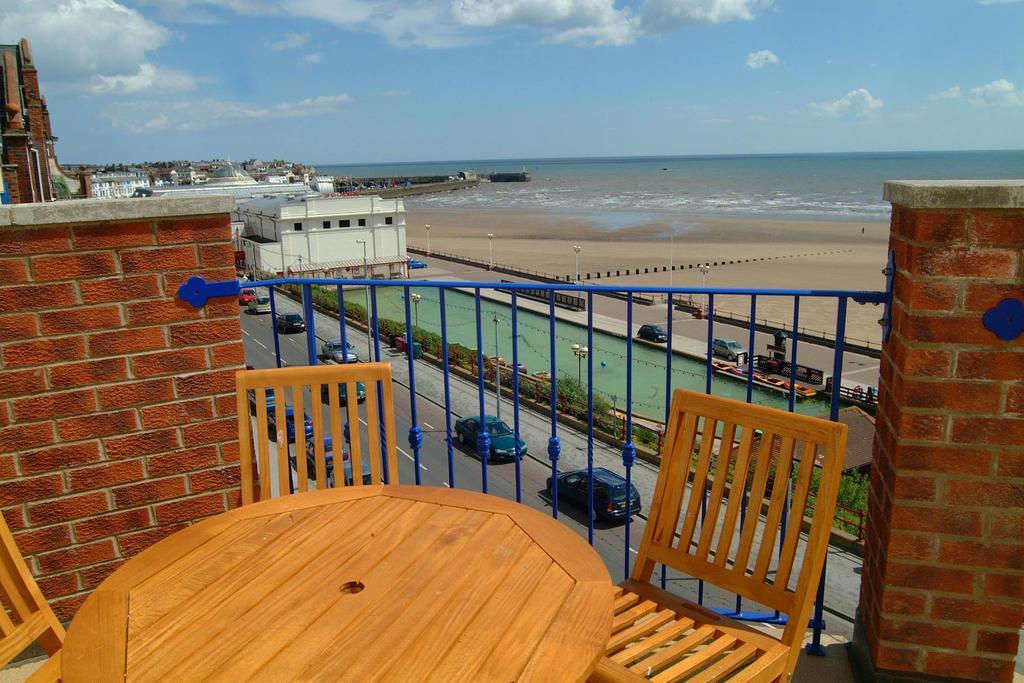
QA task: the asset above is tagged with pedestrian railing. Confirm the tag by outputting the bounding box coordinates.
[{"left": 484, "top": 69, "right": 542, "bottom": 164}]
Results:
[{"left": 178, "top": 269, "right": 892, "bottom": 656}]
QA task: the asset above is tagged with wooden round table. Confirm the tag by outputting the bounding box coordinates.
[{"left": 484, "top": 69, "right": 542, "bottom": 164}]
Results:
[{"left": 62, "top": 485, "right": 613, "bottom": 682}]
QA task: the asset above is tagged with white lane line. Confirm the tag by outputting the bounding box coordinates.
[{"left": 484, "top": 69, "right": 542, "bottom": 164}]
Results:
[
  {"left": 422, "top": 422, "right": 434, "bottom": 430},
  {"left": 254, "top": 339, "right": 268, "bottom": 349},
  {"left": 357, "top": 417, "right": 427, "bottom": 471},
  {"left": 442, "top": 481, "right": 450, "bottom": 487}
]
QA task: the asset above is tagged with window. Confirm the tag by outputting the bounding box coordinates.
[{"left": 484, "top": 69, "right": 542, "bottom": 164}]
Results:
[
  {"left": 358, "top": 218, "right": 366, "bottom": 227},
  {"left": 293, "top": 222, "right": 303, "bottom": 231},
  {"left": 385, "top": 216, "right": 393, "bottom": 225},
  {"left": 322, "top": 220, "right": 331, "bottom": 229},
  {"left": 340, "top": 219, "right": 350, "bottom": 228}
]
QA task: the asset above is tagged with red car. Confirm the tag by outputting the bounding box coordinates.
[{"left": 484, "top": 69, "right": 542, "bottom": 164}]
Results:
[{"left": 238, "top": 288, "right": 256, "bottom": 305}]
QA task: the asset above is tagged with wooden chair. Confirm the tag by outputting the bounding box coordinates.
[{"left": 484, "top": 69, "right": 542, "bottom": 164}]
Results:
[
  {"left": 0, "top": 513, "right": 64, "bottom": 681},
  {"left": 593, "top": 389, "right": 848, "bottom": 683},
  {"left": 235, "top": 362, "right": 399, "bottom": 505}
]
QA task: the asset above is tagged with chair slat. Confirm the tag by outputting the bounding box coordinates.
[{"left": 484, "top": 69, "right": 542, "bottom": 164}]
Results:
[
  {"left": 713, "top": 427, "right": 755, "bottom": 568},
  {"left": 345, "top": 383, "right": 365, "bottom": 486},
  {"left": 775, "top": 442, "right": 818, "bottom": 590},
  {"left": 752, "top": 436, "right": 796, "bottom": 582},
  {"left": 381, "top": 377, "right": 400, "bottom": 482},
  {"left": 235, "top": 379, "right": 255, "bottom": 505},
  {"left": 364, "top": 380, "right": 384, "bottom": 484},
  {"left": 327, "top": 382, "right": 343, "bottom": 488},
  {"left": 626, "top": 624, "right": 716, "bottom": 674},
  {"left": 292, "top": 385, "right": 308, "bottom": 493},
  {"left": 606, "top": 610, "right": 681, "bottom": 653},
  {"left": 612, "top": 618, "right": 698, "bottom": 666},
  {"left": 611, "top": 600, "right": 658, "bottom": 633},
  {"left": 272, "top": 385, "right": 289, "bottom": 496},
  {"left": 732, "top": 433, "right": 776, "bottom": 573},
  {"left": 650, "top": 633, "right": 737, "bottom": 683},
  {"left": 677, "top": 417, "right": 717, "bottom": 551},
  {"left": 253, "top": 387, "right": 272, "bottom": 502},
  {"left": 695, "top": 422, "right": 737, "bottom": 561}
]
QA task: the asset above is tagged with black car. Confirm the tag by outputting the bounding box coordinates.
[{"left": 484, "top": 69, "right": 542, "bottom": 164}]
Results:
[
  {"left": 546, "top": 467, "right": 641, "bottom": 521},
  {"left": 453, "top": 415, "right": 527, "bottom": 462},
  {"left": 275, "top": 313, "right": 305, "bottom": 333},
  {"left": 637, "top": 324, "right": 668, "bottom": 343}
]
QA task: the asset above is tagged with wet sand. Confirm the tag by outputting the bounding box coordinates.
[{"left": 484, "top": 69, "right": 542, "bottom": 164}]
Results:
[{"left": 407, "top": 207, "right": 890, "bottom": 342}]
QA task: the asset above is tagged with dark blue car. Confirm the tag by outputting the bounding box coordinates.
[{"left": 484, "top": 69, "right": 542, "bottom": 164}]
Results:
[
  {"left": 267, "top": 404, "right": 314, "bottom": 444},
  {"left": 547, "top": 467, "right": 641, "bottom": 521}
]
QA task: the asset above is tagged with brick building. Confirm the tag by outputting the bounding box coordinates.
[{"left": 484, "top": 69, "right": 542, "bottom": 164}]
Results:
[{"left": 1, "top": 38, "right": 59, "bottom": 204}]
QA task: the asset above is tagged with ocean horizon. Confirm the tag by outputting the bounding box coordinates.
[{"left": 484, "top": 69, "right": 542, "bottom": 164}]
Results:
[{"left": 318, "top": 149, "right": 1024, "bottom": 221}]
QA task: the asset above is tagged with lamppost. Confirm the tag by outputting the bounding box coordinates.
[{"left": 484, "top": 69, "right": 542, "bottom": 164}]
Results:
[
  {"left": 410, "top": 292, "right": 421, "bottom": 329},
  {"left": 487, "top": 233, "right": 494, "bottom": 269},
  {"left": 573, "top": 245, "right": 582, "bottom": 283},
  {"left": 425, "top": 224, "right": 431, "bottom": 255},
  {"left": 698, "top": 263, "right": 711, "bottom": 317},
  {"left": 356, "top": 239, "right": 372, "bottom": 358},
  {"left": 493, "top": 313, "right": 501, "bottom": 420},
  {"left": 571, "top": 342, "right": 588, "bottom": 384}
]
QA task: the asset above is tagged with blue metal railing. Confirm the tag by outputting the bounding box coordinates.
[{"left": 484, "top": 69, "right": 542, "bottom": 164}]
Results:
[{"left": 179, "top": 273, "right": 891, "bottom": 652}]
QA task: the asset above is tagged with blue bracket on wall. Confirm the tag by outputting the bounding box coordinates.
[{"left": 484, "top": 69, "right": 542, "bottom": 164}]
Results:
[
  {"left": 177, "top": 275, "right": 240, "bottom": 308},
  {"left": 983, "top": 297, "right": 1024, "bottom": 342}
]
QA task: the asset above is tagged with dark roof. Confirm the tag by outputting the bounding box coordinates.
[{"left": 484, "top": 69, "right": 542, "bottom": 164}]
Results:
[{"left": 838, "top": 406, "right": 875, "bottom": 472}]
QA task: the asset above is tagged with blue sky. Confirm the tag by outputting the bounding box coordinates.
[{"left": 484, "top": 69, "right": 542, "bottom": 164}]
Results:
[{"left": 3, "top": 0, "right": 1022, "bottom": 164}]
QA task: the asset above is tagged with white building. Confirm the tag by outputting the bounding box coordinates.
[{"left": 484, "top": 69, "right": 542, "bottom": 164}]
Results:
[
  {"left": 234, "top": 195, "right": 408, "bottom": 279},
  {"left": 89, "top": 171, "right": 150, "bottom": 199}
]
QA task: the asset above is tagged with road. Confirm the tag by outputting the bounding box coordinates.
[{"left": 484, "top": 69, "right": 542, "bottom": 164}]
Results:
[{"left": 239, "top": 297, "right": 864, "bottom": 642}]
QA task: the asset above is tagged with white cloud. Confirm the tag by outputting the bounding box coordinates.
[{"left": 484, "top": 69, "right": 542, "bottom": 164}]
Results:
[
  {"left": 809, "top": 88, "right": 883, "bottom": 118},
  {"left": 379, "top": 89, "right": 410, "bottom": 97},
  {"left": 88, "top": 62, "right": 199, "bottom": 95},
  {"left": 744, "top": 49, "right": 778, "bottom": 70},
  {"left": 299, "top": 52, "right": 323, "bottom": 65},
  {"left": 0, "top": 0, "right": 176, "bottom": 82},
  {"left": 931, "top": 85, "right": 962, "bottom": 100},
  {"left": 267, "top": 31, "right": 310, "bottom": 50},
  {"left": 968, "top": 79, "right": 1024, "bottom": 106},
  {"left": 130, "top": 0, "right": 772, "bottom": 49},
  {"left": 747, "top": 114, "right": 768, "bottom": 121},
  {"left": 976, "top": 0, "right": 1024, "bottom": 4},
  {"left": 100, "top": 92, "right": 352, "bottom": 132}
]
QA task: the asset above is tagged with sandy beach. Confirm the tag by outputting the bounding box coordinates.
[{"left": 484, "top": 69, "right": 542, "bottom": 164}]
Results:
[{"left": 406, "top": 208, "right": 891, "bottom": 343}]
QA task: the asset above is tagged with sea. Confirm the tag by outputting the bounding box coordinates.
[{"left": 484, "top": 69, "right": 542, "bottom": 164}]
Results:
[{"left": 318, "top": 150, "right": 1024, "bottom": 222}]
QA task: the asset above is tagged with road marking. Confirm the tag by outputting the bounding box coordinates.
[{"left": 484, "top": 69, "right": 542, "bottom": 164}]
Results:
[
  {"left": 254, "top": 339, "right": 268, "bottom": 349},
  {"left": 422, "top": 422, "right": 433, "bottom": 430},
  {"left": 357, "top": 417, "right": 427, "bottom": 471}
]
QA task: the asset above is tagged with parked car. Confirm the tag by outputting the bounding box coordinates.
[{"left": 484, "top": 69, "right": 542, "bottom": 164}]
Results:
[
  {"left": 320, "top": 339, "right": 359, "bottom": 364},
  {"left": 247, "top": 386, "right": 275, "bottom": 415},
  {"left": 712, "top": 337, "right": 747, "bottom": 362},
  {"left": 408, "top": 259, "right": 429, "bottom": 269},
  {"left": 300, "top": 437, "right": 372, "bottom": 487},
  {"left": 238, "top": 288, "right": 256, "bottom": 305},
  {"left": 275, "top": 313, "right": 305, "bottom": 333},
  {"left": 637, "top": 324, "right": 669, "bottom": 343},
  {"left": 320, "top": 381, "right": 366, "bottom": 406},
  {"left": 453, "top": 415, "right": 527, "bottom": 461},
  {"left": 248, "top": 295, "right": 271, "bottom": 314},
  {"left": 546, "top": 467, "right": 642, "bottom": 521},
  {"left": 264, "top": 402, "right": 313, "bottom": 444}
]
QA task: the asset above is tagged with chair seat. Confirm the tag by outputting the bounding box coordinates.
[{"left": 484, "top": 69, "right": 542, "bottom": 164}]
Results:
[{"left": 593, "top": 579, "right": 790, "bottom": 683}]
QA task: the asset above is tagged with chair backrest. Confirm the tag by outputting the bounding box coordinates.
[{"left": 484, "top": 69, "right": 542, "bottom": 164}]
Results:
[
  {"left": 633, "top": 389, "right": 847, "bottom": 652},
  {"left": 235, "top": 362, "right": 399, "bottom": 505},
  {"left": 0, "top": 514, "right": 64, "bottom": 667}
]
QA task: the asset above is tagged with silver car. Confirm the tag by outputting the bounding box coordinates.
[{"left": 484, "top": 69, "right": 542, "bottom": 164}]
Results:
[
  {"left": 320, "top": 339, "right": 358, "bottom": 363},
  {"left": 247, "top": 295, "right": 271, "bottom": 314}
]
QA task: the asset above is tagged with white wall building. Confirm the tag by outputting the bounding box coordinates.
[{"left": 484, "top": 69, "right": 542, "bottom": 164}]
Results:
[
  {"left": 89, "top": 171, "right": 150, "bottom": 199},
  {"left": 234, "top": 195, "right": 408, "bottom": 279}
]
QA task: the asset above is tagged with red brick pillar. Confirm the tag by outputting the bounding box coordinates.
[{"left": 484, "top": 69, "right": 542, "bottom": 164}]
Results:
[
  {"left": 852, "top": 181, "right": 1024, "bottom": 682},
  {"left": 0, "top": 197, "right": 244, "bottom": 620}
]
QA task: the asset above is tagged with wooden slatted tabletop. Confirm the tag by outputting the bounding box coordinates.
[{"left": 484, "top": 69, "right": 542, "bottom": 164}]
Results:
[{"left": 61, "top": 485, "right": 614, "bottom": 682}]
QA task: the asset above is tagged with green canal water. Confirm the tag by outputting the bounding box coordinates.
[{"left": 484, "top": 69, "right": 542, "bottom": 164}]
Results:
[{"left": 356, "top": 287, "right": 832, "bottom": 421}]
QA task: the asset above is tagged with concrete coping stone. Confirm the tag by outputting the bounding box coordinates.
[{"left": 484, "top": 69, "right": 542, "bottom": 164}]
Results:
[
  {"left": 0, "top": 195, "right": 235, "bottom": 228},
  {"left": 884, "top": 180, "right": 1024, "bottom": 209}
]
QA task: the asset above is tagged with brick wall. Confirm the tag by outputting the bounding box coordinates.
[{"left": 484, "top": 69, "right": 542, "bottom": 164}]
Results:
[
  {"left": 0, "top": 197, "right": 243, "bottom": 620},
  {"left": 853, "top": 181, "right": 1024, "bottom": 682}
]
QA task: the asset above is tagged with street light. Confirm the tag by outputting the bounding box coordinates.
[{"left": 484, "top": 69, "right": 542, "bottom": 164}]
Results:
[
  {"left": 356, "top": 239, "right": 372, "bottom": 358},
  {"left": 410, "top": 292, "right": 421, "bottom": 329},
  {"left": 698, "top": 263, "right": 711, "bottom": 317},
  {"left": 573, "top": 245, "right": 582, "bottom": 283},
  {"left": 493, "top": 313, "right": 501, "bottom": 420},
  {"left": 424, "top": 224, "right": 431, "bottom": 255},
  {"left": 486, "top": 233, "right": 494, "bottom": 269},
  {"left": 571, "top": 342, "right": 589, "bottom": 384}
]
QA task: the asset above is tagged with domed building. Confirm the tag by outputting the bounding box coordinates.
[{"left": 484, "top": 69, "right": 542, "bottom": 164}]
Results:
[{"left": 206, "top": 162, "right": 258, "bottom": 186}]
